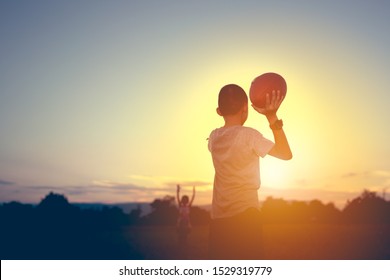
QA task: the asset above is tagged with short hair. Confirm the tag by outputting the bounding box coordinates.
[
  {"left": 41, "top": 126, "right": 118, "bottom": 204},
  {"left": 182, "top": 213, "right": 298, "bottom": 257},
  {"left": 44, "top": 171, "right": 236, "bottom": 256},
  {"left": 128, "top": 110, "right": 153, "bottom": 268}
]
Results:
[{"left": 218, "top": 84, "right": 248, "bottom": 116}]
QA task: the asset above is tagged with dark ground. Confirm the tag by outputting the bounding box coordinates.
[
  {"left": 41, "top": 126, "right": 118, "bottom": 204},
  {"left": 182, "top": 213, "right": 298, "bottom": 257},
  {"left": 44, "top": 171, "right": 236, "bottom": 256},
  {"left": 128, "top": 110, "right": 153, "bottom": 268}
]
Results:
[{"left": 123, "top": 224, "right": 390, "bottom": 260}]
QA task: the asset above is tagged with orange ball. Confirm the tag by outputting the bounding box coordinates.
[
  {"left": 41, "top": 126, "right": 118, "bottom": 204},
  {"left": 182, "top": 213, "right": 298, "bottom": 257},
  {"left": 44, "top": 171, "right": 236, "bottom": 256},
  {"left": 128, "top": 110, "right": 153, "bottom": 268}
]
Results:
[{"left": 249, "top": 72, "right": 287, "bottom": 108}]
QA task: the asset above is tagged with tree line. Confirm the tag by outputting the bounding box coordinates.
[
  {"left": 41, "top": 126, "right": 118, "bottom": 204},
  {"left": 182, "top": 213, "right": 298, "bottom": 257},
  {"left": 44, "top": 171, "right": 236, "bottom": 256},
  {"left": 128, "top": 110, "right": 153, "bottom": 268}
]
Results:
[
  {"left": 128, "top": 189, "right": 390, "bottom": 225},
  {"left": 1, "top": 190, "right": 390, "bottom": 228},
  {"left": 1, "top": 190, "right": 389, "bottom": 259}
]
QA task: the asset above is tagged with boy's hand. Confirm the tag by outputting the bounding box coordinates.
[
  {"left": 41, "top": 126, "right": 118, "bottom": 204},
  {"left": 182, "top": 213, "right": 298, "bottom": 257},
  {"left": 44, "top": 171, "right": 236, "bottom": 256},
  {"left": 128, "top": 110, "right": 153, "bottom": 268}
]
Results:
[{"left": 252, "top": 90, "right": 284, "bottom": 117}]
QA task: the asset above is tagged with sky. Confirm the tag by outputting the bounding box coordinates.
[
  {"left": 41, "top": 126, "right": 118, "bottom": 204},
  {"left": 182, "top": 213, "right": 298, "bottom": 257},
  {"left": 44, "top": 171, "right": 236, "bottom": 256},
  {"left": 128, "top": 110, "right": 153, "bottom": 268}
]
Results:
[{"left": 1, "top": 0, "right": 390, "bottom": 208}]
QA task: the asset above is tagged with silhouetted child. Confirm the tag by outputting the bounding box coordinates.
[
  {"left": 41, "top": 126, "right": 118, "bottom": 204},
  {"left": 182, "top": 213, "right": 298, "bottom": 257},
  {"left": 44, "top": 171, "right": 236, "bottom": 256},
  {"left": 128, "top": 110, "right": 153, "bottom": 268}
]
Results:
[
  {"left": 208, "top": 84, "right": 292, "bottom": 259},
  {"left": 176, "top": 184, "right": 195, "bottom": 230}
]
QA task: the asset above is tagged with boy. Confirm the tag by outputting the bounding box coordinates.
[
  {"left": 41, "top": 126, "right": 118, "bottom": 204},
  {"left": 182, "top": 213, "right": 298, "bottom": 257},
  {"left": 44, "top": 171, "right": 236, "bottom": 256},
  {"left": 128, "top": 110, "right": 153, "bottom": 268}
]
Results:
[{"left": 208, "top": 84, "right": 292, "bottom": 259}]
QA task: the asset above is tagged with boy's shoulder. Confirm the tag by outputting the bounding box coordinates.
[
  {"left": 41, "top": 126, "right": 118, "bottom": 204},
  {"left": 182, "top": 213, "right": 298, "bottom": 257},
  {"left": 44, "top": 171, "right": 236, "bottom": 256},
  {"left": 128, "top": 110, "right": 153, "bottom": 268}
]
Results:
[
  {"left": 209, "top": 126, "right": 263, "bottom": 141},
  {"left": 239, "top": 126, "right": 264, "bottom": 139},
  {"left": 210, "top": 125, "right": 261, "bottom": 134}
]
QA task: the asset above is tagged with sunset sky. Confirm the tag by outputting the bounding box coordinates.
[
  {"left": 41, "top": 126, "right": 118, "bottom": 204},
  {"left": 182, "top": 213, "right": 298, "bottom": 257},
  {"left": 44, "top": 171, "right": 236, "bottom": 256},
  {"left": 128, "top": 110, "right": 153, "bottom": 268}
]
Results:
[{"left": 1, "top": 0, "right": 390, "bottom": 208}]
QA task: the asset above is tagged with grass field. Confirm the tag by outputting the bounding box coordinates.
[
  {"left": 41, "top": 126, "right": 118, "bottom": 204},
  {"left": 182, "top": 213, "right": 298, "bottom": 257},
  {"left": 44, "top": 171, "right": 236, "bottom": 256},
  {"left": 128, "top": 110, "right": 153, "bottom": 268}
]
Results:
[{"left": 122, "top": 224, "right": 390, "bottom": 260}]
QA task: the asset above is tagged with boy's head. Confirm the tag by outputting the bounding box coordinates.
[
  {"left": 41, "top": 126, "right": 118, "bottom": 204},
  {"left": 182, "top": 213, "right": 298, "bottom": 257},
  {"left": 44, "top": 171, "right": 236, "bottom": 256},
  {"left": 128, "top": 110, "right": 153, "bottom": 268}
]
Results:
[{"left": 217, "top": 84, "right": 248, "bottom": 124}]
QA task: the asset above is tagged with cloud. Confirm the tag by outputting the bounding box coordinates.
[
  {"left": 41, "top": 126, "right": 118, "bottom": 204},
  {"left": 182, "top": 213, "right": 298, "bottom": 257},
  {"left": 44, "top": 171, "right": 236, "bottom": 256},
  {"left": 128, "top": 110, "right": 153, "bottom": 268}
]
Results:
[
  {"left": 337, "top": 169, "right": 390, "bottom": 195},
  {"left": 0, "top": 182, "right": 164, "bottom": 204},
  {"left": 294, "top": 178, "right": 308, "bottom": 187},
  {"left": 341, "top": 172, "right": 360, "bottom": 178},
  {"left": 0, "top": 175, "right": 209, "bottom": 204},
  {"left": 125, "top": 174, "right": 212, "bottom": 189},
  {"left": 165, "top": 180, "right": 212, "bottom": 188},
  {"left": 341, "top": 169, "right": 390, "bottom": 179},
  {"left": 0, "top": 179, "right": 14, "bottom": 186},
  {"left": 369, "top": 170, "right": 390, "bottom": 177},
  {"left": 91, "top": 180, "right": 170, "bottom": 192}
]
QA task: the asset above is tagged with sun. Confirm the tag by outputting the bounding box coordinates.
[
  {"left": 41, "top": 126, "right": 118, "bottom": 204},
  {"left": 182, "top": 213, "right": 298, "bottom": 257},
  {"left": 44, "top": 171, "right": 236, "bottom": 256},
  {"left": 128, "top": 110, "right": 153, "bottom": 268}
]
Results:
[{"left": 261, "top": 158, "right": 292, "bottom": 189}]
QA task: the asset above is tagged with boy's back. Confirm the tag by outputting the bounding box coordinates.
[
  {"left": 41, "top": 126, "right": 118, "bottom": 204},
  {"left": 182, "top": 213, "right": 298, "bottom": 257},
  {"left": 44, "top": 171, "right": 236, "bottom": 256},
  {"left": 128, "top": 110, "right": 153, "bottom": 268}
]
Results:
[
  {"left": 208, "top": 83, "right": 292, "bottom": 259},
  {"left": 208, "top": 125, "right": 273, "bottom": 219}
]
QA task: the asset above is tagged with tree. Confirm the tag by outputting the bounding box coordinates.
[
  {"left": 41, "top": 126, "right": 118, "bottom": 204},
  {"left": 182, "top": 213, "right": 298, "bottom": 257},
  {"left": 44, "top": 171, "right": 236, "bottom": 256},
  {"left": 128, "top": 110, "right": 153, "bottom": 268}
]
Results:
[
  {"left": 261, "top": 197, "right": 290, "bottom": 223},
  {"left": 100, "top": 206, "right": 128, "bottom": 229},
  {"left": 308, "top": 200, "right": 341, "bottom": 223},
  {"left": 141, "top": 196, "right": 178, "bottom": 225},
  {"left": 128, "top": 205, "right": 142, "bottom": 225},
  {"left": 261, "top": 197, "right": 342, "bottom": 223},
  {"left": 343, "top": 190, "right": 390, "bottom": 223},
  {"left": 36, "top": 192, "right": 80, "bottom": 228}
]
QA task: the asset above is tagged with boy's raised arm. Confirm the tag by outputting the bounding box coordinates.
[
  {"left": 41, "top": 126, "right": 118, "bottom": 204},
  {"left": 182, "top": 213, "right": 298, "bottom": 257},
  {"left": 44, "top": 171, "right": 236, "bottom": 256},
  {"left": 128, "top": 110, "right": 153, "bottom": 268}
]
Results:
[
  {"left": 266, "top": 114, "right": 292, "bottom": 160},
  {"left": 252, "top": 91, "right": 292, "bottom": 160}
]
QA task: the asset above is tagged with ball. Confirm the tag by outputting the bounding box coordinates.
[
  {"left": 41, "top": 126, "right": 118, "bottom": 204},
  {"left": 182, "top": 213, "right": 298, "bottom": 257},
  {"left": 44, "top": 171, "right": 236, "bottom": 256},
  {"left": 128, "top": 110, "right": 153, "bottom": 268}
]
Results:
[{"left": 249, "top": 72, "right": 287, "bottom": 108}]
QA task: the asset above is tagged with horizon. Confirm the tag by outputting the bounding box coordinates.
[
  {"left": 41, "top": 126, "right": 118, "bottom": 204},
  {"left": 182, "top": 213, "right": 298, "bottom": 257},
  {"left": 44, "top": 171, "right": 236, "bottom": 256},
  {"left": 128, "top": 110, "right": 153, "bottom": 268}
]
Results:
[
  {"left": 1, "top": 1, "right": 390, "bottom": 208},
  {"left": 1, "top": 186, "right": 387, "bottom": 211}
]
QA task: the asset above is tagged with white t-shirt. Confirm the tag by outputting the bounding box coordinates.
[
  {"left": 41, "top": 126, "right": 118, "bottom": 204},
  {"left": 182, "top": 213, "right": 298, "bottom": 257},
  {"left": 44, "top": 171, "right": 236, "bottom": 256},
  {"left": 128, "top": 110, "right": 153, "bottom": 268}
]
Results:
[{"left": 208, "top": 125, "right": 274, "bottom": 219}]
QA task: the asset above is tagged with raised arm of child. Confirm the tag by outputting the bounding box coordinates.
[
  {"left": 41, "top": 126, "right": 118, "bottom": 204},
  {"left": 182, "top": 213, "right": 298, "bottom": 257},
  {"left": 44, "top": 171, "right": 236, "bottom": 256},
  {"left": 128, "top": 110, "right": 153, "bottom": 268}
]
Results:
[
  {"left": 189, "top": 186, "right": 196, "bottom": 206},
  {"left": 176, "top": 184, "right": 181, "bottom": 205}
]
